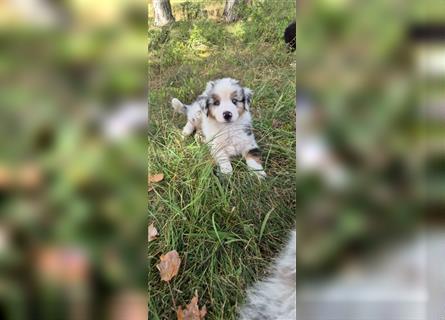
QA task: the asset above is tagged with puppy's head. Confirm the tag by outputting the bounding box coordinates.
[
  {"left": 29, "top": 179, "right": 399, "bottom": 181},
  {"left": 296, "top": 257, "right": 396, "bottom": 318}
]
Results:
[{"left": 202, "top": 78, "right": 253, "bottom": 123}]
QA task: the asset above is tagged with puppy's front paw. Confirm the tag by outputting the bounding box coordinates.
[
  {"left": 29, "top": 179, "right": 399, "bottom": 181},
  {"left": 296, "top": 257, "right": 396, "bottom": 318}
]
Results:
[
  {"left": 220, "top": 167, "right": 233, "bottom": 175},
  {"left": 182, "top": 128, "right": 193, "bottom": 137},
  {"left": 217, "top": 165, "right": 233, "bottom": 184},
  {"left": 179, "top": 132, "right": 190, "bottom": 141},
  {"left": 254, "top": 170, "right": 267, "bottom": 179},
  {"left": 213, "top": 167, "right": 231, "bottom": 184},
  {"left": 195, "top": 130, "right": 205, "bottom": 143}
]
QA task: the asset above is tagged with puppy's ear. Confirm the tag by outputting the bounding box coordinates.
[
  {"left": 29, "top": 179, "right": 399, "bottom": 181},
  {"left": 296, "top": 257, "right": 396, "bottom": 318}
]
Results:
[
  {"left": 203, "top": 81, "right": 215, "bottom": 95},
  {"left": 171, "top": 98, "right": 186, "bottom": 114},
  {"left": 197, "top": 95, "right": 209, "bottom": 116},
  {"left": 242, "top": 87, "right": 253, "bottom": 110},
  {"left": 196, "top": 95, "right": 208, "bottom": 109}
]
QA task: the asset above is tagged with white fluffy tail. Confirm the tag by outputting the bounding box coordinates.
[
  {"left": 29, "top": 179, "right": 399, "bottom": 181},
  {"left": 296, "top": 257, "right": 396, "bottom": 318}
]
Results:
[{"left": 171, "top": 98, "right": 187, "bottom": 114}]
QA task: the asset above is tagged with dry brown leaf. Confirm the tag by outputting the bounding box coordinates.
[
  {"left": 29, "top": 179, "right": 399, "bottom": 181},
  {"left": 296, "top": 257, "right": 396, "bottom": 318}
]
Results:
[
  {"left": 272, "top": 119, "right": 281, "bottom": 128},
  {"left": 177, "top": 291, "right": 207, "bottom": 320},
  {"left": 148, "top": 173, "right": 164, "bottom": 183},
  {"left": 148, "top": 223, "right": 158, "bottom": 242},
  {"left": 156, "top": 250, "right": 181, "bottom": 282}
]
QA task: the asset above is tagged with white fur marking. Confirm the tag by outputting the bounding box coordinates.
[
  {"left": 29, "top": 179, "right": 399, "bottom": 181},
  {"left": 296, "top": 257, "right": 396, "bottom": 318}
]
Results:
[
  {"left": 246, "top": 158, "right": 266, "bottom": 178},
  {"left": 240, "top": 230, "right": 297, "bottom": 320}
]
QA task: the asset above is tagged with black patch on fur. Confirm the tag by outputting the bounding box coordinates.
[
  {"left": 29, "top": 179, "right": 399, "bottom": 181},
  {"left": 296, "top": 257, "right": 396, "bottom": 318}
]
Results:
[
  {"left": 284, "top": 21, "right": 296, "bottom": 51},
  {"left": 196, "top": 95, "right": 209, "bottom": 116},
  {"left": 244, "top": 126, "right": 253, "bottom": 136},
  {"left": 409, "top": 23, "right": 445, "bottom": 43},
  {"left": 205, "top": 99, "right": 210, "bottom": 116},
  {"left": 241, "top": 88, "right": 252, "bottom": 110},
  {"left": 247, "top": 148, "right": 261, "bottom": 158}
]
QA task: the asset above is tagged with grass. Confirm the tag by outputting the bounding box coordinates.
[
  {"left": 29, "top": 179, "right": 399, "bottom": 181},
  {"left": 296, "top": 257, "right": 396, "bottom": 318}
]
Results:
[{"left": 148, "top": 1, "right": 296, "bottom": 318}]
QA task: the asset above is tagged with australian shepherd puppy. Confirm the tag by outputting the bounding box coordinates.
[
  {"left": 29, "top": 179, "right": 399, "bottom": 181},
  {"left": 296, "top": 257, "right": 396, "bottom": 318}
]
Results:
[
  {"left": 239, "top": 230, "right": 297, "bottom": 320},
  {"left": 172, "top": 78, "right": 266, "bottom": 178}
]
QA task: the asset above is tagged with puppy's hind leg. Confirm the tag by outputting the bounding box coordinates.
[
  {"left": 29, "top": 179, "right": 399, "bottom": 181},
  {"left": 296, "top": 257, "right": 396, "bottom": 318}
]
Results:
[
  {"left": 181, "top": 121, "right": 195, "bottom": 137},
  {"left": 244, "top": 148, "right": 266, "bottom": 178}
]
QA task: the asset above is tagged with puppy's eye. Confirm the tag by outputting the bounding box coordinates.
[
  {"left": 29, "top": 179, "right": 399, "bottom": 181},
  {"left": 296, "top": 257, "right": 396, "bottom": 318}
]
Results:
[
  {"left": 232, "top": 99, "right": 238, "bottom": 104},
  {"left": 213, "top": 100, "right": 220, "bottom": 106}
]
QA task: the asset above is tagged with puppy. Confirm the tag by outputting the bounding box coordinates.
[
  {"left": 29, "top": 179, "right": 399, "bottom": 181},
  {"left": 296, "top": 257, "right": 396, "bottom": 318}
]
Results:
[
  {"left": 239, "top": 230, "right": 297, "bottom": 320},
  {"left": 172, "top": 78, "right": 266, "bottom": 178}
]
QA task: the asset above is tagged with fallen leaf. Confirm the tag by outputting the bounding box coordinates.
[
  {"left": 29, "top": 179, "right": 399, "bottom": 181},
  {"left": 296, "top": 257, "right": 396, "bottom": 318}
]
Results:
[
  {"left": 272, "top": 119, "right": 281, "bottom": 128},
  {"left": 148, "top": 173, "right": 164, "bottom": 183},
  {"left": 148, "top": 186, "right": 153, "bottom": 192},
  {"left": 156, "top": 250, "right": 181, "bottom": 282},
  {"left": 177, "top": 291, "right": 207, "bottom": 320},
  {"left": 148, "top": 223, "right": 158, "bottom": 242}
]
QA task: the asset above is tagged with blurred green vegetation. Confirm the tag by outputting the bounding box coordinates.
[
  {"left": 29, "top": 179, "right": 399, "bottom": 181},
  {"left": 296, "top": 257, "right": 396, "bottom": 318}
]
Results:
[
  {"left": 0, "top": 0, "right": 148, "bottom": 318},
  {"left": 296, "top": 0, "right": 445, "bottom": 278}
]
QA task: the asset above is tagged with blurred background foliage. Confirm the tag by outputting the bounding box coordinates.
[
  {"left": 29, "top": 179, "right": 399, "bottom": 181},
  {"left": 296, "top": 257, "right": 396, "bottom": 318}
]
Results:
[
  {"left": 296, "top": 0, "right": 445, "bottom": 278},
  {"left": 0, "top": 0, "right": 147, "bottom": 318}
]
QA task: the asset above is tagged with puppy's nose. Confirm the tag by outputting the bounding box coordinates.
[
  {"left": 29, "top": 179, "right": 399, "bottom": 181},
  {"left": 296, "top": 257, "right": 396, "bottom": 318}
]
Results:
[{"left": 223, "top": 111, "right": 232, "bottom": 121}]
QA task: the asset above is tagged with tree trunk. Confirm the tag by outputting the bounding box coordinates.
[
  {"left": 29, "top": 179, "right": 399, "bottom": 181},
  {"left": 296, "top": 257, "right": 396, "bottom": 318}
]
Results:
[
  {"left": 152, "top": 0, "right": 175, "bottom": 27},
  {"left": 223, "top": 0, "right": 246, "bottom": 23}
]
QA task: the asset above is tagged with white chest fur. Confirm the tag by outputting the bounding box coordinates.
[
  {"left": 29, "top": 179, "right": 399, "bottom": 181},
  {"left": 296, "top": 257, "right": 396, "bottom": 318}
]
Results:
[{"left": 202, "top": 112, "right": 258, "bottom": 157}]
